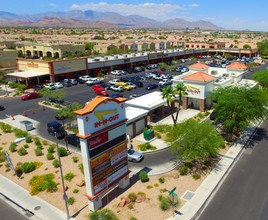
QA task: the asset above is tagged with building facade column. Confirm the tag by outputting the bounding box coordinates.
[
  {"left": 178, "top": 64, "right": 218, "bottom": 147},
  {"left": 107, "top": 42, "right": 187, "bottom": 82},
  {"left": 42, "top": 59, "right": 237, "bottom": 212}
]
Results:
[{"left": 200, "top": 99, "right": 205, "bottom": 112}]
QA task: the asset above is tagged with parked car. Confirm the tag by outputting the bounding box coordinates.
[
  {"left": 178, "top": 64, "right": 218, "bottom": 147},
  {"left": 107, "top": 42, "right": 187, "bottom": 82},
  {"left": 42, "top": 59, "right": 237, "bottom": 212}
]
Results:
[
  {"left": 34, "top": 85, "right": 44, "bottom": 91},
  {"left": 86, "top": 78, "right": 103, "bottom": 86},
  {"left": 109, "top": 79, "right": 120, "bottom": 85},
  {"left": 110, "top": 85, "right": 124, "bottom": 92},
  {"left": 95, "top": 90, "right": 109, "bottom": 96},
  {"left": 92, "top": 84, "right": 105, "bottom": 91},
  {"left": 44, "top": 83, "right": 56, "bottom": 90},
  {"left": 77, "top": 78, "right": 85, "bottom": 84},
  {"left": 133, "top": 80, "right": 143, "bottom": 88},
  {"left": 110, "top": 70, "right": 122, "bottom": 75},
  {"left": 127, "top": 148, "right": 144, "bottom": 162},
  {"left": 158, "top": 79, "right": 172, "bottom": 86},
  {"left": 129, "top": 94, "right": 141, "bottom": 99},
  {"left": 47, "top": 121, "right": 67, "bottom": 139},
  {"left": 0, "top": 105, "right": 5, "bottom": 111},
  {"left": 125, "top": 82, "right": 136, "bottom": 89},
  {"left": 100, "top": 82, "right": 111, "bottom": 90},
  {"left": 109, "top": 93, "right": 123, "bottom": 98},
  {"left": 64, "top": 81, "right": 72, "bottom": 87},
  {"left": 70, "top": 79, "right": 78, "bottom": 85},
  {"left": 54, "top": 82, "right": 64, "bottom": 89},
  {"left": 79, "top": 75, "right": 91, "bottom": 81},
  {"left": 65, "top": 134, "right": 80, "bottom": 148},
  {"left": 122, "top": 84, "right": 132, "bottom": 91},
  {"left": 49, "top": 97, "right": 64, "bottom": 104},
  {"left": 146, "top": 84, "right": 158, "bottom": 90},
  {"left": 21, "top": 92, "right": 40, "bottom": 101}
]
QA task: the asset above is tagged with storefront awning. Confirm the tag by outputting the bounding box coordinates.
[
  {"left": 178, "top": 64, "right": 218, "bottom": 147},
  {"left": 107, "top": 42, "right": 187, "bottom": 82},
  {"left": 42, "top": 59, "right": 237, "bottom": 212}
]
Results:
[{"left": 7, "top": 71, "right": 49, "bottom": 78}]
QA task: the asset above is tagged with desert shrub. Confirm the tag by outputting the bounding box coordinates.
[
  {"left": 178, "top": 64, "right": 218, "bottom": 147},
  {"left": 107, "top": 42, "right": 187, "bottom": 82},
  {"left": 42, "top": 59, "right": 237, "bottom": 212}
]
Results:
[
  {"left": 47, "top": 145, "right": 55, "bottom": 153},
  {"left": 78, "top": 163, "right": 84, "bottom": 174},
  {"left": 72, "top": 156, "right": 79, "bottom": 163},
  {"left": 139, "top": 171, "right": 149, "bottom": 182},
  {"left": 154, "top": 131, "right": 162, "bottom": 139},
  {"left": 58, "top": 147, "right": 68, "bottom": 157},
  {"left": 127, "top": 193, "right": 137, "bottom": 202},
  {"left": 9, "top": 142, "right": 17, "bottom": 152},
  {"left": 13, "top": 128, "right": 28, "bottom": 138},
  {"left": 192, "top": 174, "right": 201, "bottom": 180},
  {"left": 46, "top": 153, "right": 54, "bottom": 160},
  {"left": 0, "top": 122, "right": 12, "bottom": 133},
  {"left": 17, "top": 147, "right": 27, "bottom": 156},
  {"left": 128, "top": 203, "right": 134, "bottom": 209},
  {"left": 34, "top": 138, "right": 41, "bottom": 146},
  {"left": 138, "top": 142, "right": 157, "bottom": 151},
  {"left": 178, "top": 166, "right": 188, "bottom": 176},
  {"left": 73, "top": 189, "right": 79, "bottom": 194},
  {"left": 64, "top": 172, "right": 75, "bottom": 181},
  {"left": 146, "top": 185, "right": 153, "bottom": 189},
  {"left": 34, "top": 162, "right": 43, "bottom": 169},
  {"left": 14, "top": 165, "right": 23, "bottom": 177},
  {"left": 67, "top": 197, "right": 75, "bottom": 205},
  {"left": 35, "top": 148, "right": 42, "bottom": 156},
  {"left": 154, "top": 183, "right": 159, "bottom": 187},
  {"left": 36, "top": 143, "right": 43, "bottom": 149},
  {"left": 25, "top": 136, "right": 32, "bottom": 143},
  {"left": 29, "top": 173, "right": 57, "bottom": 195},
  {"left": 52, "top": 159, "right": 60, "bottom": 168},
  {"left": 21, "top": 162, "right": 36, "bottom": 173},
  {"left": 42, "top": 140, "right": 49, "bottom": 145},
  {"left": 129, "top": 217, "right": 137, "bottom": 220},
  {"left": 158, "top": 195, "right": 172, "bottom": 211},
  {"left": 88, "top": 208, "right": 119, "bottom": 220},
  {"left": 0, "top": 151, "right": 6, "bottom": 163},
  {"left": 160, "top": 188, "right": 168, "bottom": 193},
  {"left": 137, "top": 192, "right": 146, "bottom": 198},
  {"left": 23, "top": 144, "right": 29, "bottom": 149},
  {"left": 158, "top": 177, "right": 165, "bottom": 184}
]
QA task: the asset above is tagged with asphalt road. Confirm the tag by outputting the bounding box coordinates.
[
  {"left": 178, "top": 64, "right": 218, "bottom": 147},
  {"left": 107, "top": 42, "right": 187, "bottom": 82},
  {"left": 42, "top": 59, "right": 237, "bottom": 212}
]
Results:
[
  {"left": 0, "top": 196, "right": 29, "bottom": 220},
  {"left": 198, "top": 119, "right": 268, "bottom": 220}
]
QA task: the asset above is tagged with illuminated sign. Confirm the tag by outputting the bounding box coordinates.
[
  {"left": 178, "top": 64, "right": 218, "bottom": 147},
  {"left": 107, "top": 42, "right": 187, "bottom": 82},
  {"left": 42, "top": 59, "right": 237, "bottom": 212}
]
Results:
[
  {"left": 186, "top": 85, "right": 201, "bottom": 94},
  {"left": 94, "top": 109, "right": 119, "bottom": 128},
  {"left": 87, "top": 132, "right": 108, "bottom": 149}
]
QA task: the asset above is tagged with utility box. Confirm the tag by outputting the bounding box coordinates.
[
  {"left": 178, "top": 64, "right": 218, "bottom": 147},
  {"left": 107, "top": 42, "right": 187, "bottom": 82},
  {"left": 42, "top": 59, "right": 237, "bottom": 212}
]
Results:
[
  {"left": 143, "top": 129, "right": 154, "bottom": 141},
  {"left": 20, "top": 120, "right": 34, "bottom": 131}
]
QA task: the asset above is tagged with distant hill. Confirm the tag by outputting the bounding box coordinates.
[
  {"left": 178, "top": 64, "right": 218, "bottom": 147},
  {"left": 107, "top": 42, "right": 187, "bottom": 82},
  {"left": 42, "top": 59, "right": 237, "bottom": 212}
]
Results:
[{"left": 0, "top": 10, "right": 222, "bottom": 30}]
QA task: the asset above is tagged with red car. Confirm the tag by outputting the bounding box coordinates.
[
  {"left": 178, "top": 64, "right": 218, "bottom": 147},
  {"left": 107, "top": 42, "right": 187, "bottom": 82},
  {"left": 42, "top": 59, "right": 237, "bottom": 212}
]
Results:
[
  {"left": 92, "top": 84, "right": 105, "bottom": 91},
  {"left": 95, "top": 90, "right": 109, "bottom": 96},
  {"left": 21, "top": 92, "right": 40, "bottom": 101}
]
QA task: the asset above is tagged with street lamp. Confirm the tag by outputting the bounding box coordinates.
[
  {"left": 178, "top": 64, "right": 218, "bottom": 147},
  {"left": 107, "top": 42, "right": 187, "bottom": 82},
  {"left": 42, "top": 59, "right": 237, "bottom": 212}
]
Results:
[{"left": 54, "top": 132, "right": 71, "bottom": 220}]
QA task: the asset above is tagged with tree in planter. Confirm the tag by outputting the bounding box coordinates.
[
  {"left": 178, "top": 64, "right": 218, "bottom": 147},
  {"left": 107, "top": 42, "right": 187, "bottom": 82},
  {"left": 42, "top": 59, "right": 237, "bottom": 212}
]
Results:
[
  {"left": 210, "top": 86, "right": 268, "bottom": 139},
  {"left": 161, "top": 83, "right": 187, "bottom": 126},
  {"left": 39, "top": 87, "right": 51, "bottom": 102},
  {"left": 88, "top": 208, "right": 119, "bottom": 220},
  {"left": 169, "top": 119, "right": 225, "bottom": 172}
]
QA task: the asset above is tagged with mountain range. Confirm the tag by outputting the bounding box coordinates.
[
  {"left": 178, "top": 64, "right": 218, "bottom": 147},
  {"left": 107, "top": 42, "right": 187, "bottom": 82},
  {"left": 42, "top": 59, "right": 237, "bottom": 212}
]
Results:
[{"left": 0, "top": 10, "right": 222, "bottom": 30}]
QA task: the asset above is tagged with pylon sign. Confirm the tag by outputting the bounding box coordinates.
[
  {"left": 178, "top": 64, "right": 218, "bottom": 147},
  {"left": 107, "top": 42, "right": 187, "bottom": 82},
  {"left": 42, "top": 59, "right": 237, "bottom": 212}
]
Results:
[{"left": 74, "top": 96, "right": 130, "bottom": 211}]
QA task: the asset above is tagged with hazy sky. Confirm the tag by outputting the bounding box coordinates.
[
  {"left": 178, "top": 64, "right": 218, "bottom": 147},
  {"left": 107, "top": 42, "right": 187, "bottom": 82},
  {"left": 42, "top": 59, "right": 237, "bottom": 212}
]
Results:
[{"left": 2, "top": 0, "right": 268, "bottom": 31}]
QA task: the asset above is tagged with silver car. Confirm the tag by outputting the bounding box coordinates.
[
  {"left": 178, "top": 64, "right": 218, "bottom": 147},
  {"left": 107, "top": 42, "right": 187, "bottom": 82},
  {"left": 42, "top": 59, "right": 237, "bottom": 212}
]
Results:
[{"left": 127, "top": 148, "right": 144, "bottom": 162}]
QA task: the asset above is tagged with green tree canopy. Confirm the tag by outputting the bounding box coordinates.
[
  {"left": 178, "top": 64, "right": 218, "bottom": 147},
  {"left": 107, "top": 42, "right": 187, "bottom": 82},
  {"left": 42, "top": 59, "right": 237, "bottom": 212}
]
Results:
[
  {"left": 210, "top": 86, "right": 268, "bottom": 138},
  {"left": 257, "top": 40, "right": 268, "bottom": 56},
  {"left": 251, "top": 69, "right": 268, "bottom": 89},
  {"left": 169, "top": 119, "right": 224, "bottom": 166}
]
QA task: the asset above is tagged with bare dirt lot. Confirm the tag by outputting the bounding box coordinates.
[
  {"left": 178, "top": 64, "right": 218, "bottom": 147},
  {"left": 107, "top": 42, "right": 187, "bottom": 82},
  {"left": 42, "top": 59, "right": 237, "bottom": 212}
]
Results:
[{"left": 0, "top": 131, "right": 207, "bottom": 220}]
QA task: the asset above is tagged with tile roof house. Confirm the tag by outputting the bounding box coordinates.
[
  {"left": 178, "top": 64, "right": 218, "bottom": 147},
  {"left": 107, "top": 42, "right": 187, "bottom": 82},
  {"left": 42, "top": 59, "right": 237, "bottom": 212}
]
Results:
[
  {"left": 182, "top": 71, "right": 215, "bottom": 82},
  {"left": 226, "top": 62, "right": 248, "bottom": 70}
]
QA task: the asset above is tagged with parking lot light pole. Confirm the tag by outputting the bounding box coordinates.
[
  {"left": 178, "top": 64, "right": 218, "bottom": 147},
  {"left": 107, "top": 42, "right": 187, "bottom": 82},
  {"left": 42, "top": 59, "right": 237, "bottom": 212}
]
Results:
[{"left": 54, "top": 132, "right": 70, "bottom": 220}]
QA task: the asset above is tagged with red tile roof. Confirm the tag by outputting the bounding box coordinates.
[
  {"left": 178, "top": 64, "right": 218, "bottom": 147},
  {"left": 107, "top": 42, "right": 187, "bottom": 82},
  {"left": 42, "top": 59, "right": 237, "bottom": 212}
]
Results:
[
  {"left": 182, "top": 71, "right": 215, "bottom": 82},
  {"left": 74, "top": 96, "right": 126, "bottom": 116},
  {"left": 188, "top": 62, "right": 210, "bottom": 69},
  {"left": 226, "top": 62, "right": 247, "bottom": 69}
]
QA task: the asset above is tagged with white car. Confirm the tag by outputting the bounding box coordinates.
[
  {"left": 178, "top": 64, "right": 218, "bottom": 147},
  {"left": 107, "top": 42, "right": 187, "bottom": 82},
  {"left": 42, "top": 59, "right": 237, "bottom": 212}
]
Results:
[
  {"left": 44, "top": 83, "right": 56, "bottom": 90},
  {"left": 159, "top": 79, "right": 172, "bottom": 86},
  {"left": 109, "top": 79, "right": 120, "bottom": 85},
  {"left": 110, "top": 70, "right": 122, "bottom": 75},
  {"left": 110, "top": 85, "right": 123, "bottom": 92},
  {"left": 54, "top": 82, "right": 64, "bottom": 89},
  {"left": 86, "top": 78, "right": 103, "bottom": 86},
  {"left": 127, "top": 148, "right": 144, "bottom": 162},
  {"left": 125, "top": 82, "right": 137, "bottom": 89},
  {"left": 79, "top": 75, "right": 91, "bottom": 81}
]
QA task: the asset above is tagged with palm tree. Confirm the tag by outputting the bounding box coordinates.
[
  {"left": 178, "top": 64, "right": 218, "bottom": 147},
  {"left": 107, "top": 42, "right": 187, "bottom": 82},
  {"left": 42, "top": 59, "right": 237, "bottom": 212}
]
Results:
[{"left": 161, "top": 83, "right": 187, "bottom": 126}]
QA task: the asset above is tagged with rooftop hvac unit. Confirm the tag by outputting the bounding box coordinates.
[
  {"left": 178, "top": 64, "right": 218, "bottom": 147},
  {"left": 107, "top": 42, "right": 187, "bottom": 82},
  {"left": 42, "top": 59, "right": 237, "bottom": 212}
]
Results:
[
  {"left": 114, "top": 56, "right": 118, "bottom": 59},
  {"left": 104, "top": 57, "right": 108, "bottom": 60},
  {"left": 123, "top": 55, "right": 128, "bottom": 57}
]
